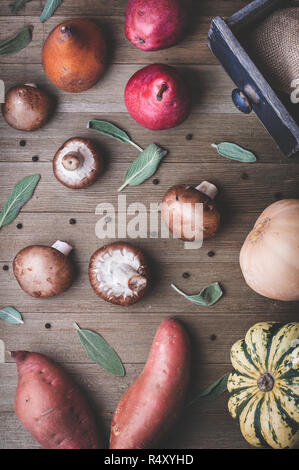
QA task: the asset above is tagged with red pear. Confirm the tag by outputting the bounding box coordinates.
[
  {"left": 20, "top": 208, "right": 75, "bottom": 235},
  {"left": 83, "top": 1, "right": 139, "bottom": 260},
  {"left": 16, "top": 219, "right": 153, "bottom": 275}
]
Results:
[
  {"left": 125, "top": 0, "right": 191, "bottom": 51},
  {"left": 125, "top": 64, "right": 191, "bottom": 130}
]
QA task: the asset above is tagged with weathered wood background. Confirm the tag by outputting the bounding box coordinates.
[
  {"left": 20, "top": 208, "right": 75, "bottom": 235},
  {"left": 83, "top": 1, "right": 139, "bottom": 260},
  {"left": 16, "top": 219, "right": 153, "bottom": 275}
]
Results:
[{"left": 0, "top": 0, "right": 298, "bottom": 449}]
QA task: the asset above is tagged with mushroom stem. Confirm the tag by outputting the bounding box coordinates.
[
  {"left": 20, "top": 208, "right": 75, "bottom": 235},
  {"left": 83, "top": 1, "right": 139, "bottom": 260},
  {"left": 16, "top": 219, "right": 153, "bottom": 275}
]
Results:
[
  {"left": 62, "top": 153, "right": 82, "bottom": 171},
  {"left": 52, "top": 240, "right": 73, "bottom": 257},
  {"left": 24, "top": 83, "right": 37, "bottom": 88},
  {"left": 195, "top": 181, "right": 218, "bottom": 200},
  {"left": 112, "top": 264, "right": 147, "bottom": 292}
]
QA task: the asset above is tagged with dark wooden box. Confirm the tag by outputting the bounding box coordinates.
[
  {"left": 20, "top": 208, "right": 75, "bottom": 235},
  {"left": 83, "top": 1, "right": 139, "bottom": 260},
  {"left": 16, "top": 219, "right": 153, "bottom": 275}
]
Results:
[{"left": 207, "top": 0, "right": 299, "bottom": 157}]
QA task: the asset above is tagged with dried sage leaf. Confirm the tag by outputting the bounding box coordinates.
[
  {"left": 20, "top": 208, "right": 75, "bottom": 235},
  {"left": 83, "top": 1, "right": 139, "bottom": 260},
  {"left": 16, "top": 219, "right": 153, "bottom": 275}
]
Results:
[
  {"left": 188, "top": 373, "right": 230, "bottom": 407},
  {"left": 0, "top": 174, "right": 40, "bottom": 229},
  {"left": 0, "top": 26, "right": 32, "bottom": 55},
  {"left": 0, "top": 307, "right": 24, "bottom": 325},
  {"left": 87, "top": 120, "right": 143, "bottom": 152},
  {"left": 212, "top": 142, "right": 256, "bottom": 162},
  {"left": 40, "top": 0, "right": 63, "bottom": 22},
  {"left": 171, "top": 282, "right": 223, "bottom": 306},
  {"left": 199, "top": 373, "right": 230, "bottom": 400},
  {"left": 74, "top": 323, "right": 125, "bottom": 377},
  {"left": 118, "top": 143, "right": 167, "bottom": 192}
]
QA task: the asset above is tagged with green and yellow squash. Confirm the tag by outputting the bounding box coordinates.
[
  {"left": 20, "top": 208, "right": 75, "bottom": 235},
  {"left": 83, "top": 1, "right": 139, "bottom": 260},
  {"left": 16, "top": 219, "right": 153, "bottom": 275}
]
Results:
[{"left": 227, "top": 322, "right": 299, "bottom": 449}]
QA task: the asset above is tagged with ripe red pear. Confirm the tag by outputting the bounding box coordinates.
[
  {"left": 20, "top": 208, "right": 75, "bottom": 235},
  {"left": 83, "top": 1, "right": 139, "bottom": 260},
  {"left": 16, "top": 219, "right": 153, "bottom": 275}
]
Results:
[
  {"left": 125, "top": 0, "right": 191, "bottom": 51},
  {"left": 125, "top": 64, "right": 191, "bottom": 130}
]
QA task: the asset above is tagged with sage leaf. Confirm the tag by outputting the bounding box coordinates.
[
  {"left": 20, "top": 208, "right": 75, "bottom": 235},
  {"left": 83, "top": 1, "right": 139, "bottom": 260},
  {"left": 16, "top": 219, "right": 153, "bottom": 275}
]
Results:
[
  {"left": 0, "top": 174, "right": 40, "bottom": 229},
  {"left": 87, "top": 120, "right": 143, "bottom": 152},
  {"left": 74, "top": 323, "right": 125, "bottom": 377},
  {"left": 118, "top": 143, "right": 167, "bottom": 192},
  {"left": 0, "top": 26, "right": 32, "bottom": 55},
  {"left": 212, "top": 142, "right": 256, "bottom": 162},
  {"left": 9, "top": 0, "right": 33, "bottom": 14},
  {"left": 188, "top": 373, "right": 230, "bottom": 407},
  {"left": 171, "top": 282, "right": 223, "bottom": 306},
  {"left": 40, "top": 0, "right": 63, "bottom": 22},
  {"left": 199, "top": 373, "right": 230, "bottom": 401},
  {"left": 0, "top": 307, "right": 24, "bottom": 325}
]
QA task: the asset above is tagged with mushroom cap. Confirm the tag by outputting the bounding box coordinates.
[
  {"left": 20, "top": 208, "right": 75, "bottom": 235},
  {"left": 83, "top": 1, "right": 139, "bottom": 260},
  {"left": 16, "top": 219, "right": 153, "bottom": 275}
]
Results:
[
  {"left": 162, "top": 184, "right": 221, "bottom": 241},
  {"left": 89, "top": 242, "right": 149, "bottom": 306},
  {"left": 53, "top": 138, "right": 103, "bottom": 189},
  {"left": 2, "top": 84, "right": 53, "bottom": 131},
  {"left": 42, "top": 18, "right": 107, "bottom": 93},
  {"left": 13, "top": 245, "right": 74, "bottom": 298}
]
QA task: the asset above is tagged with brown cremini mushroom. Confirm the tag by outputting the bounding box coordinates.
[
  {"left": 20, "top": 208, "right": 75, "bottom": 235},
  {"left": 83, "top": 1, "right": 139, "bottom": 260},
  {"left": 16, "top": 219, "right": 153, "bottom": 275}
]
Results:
[
  {"left": 2, "top": 84, "right": 53, "bottom": 131},
  {"left": 53, "top": 138, "right": 103, "bottom": 189},
  {"left": 13, "top": 241, "right": 74, "bottom": 298},
  {"left": 89, "top": 242, "right": 149, "bottom": 306},
  {"left": 162, "top": 181, "right": 220, "bottom": 241}
]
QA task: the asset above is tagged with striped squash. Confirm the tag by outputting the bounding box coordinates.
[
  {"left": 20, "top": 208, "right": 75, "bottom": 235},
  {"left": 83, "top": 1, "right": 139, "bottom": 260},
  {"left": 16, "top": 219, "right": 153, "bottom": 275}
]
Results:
[{"left": 227, "top": 322, "right": 299, "bottom": 449}]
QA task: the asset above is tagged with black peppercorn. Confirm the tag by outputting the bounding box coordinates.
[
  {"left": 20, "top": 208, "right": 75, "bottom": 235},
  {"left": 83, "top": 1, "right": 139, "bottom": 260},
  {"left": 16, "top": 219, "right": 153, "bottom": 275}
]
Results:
[
  {"left": 2, "top": 265, "right": 9, "bottom": 271},
  {"left": 241, "top": 172, "right": 249, "bottom": 180},
  {"left": 207, "top": 251, "right": 215, "bottom": 258},
  {"left": 32, "top": 156, "right": 39, "bottom": 162},
  {"left": 69, "top": 218, "right": 76, "bottom": 225},
  {"left": 45, "top": 323, "right": 51, "bottom": 329},
  {"left": 186, "top": 134, "right": 193, "bottom": 141},
  {"left": 153, "top": 179, "right": 159, "bottom": 185},
  {"left": 19, "top": 140, "right": 26, "bottom": 147},
  {"left": 210, "top": 334, "right": 217, "bottom": 341},
  {"left": 182, "top": 272, "right": 190, "bottom": 279},
  {"left": 17, "top": 223, "right": 23, "bottom": 229}
]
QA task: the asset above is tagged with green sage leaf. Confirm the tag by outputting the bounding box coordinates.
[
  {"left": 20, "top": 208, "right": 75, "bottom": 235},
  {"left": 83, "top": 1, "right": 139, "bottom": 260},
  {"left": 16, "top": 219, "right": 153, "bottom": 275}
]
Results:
[
  {"left": 212, "top": 142, "right": 256, "bottom": 162},
  {"left": 188, "top": 373, "right": 230, "bottom": 407},
  {"left": 87, "top": 120, "right": 143, "bottom": 152},
  {"left": 74, "top": 323, "right": 125, "bottom": 377},
  {"left": 0, "top": 174, "right": 40, "bottom": 229},
  {"left": 171, "top": 282, "right": 223, "bottom": 306},
  {"left": 9, "top": 0, "right": 33, "bottom": 14},
  {"left": 0, "top": 26, "right": 32, "bottom": 55},
  {"left": 40, "top": 0, "right": 63, "bottom": 22},
  {"left": 0, "top": 307, "right": 24, "bottom": 325},
  {"left": 118, "top": 143, "right": 167, "bottom": 192},
  {"left": 199, "top": 373, "right": 230, "bottom": 401}
]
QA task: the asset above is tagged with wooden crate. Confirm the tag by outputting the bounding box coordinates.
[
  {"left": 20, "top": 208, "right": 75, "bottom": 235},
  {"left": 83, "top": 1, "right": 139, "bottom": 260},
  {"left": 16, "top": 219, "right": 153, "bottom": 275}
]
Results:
[{"left": 208, "top": 0, "right": 299, "bottom": 157}]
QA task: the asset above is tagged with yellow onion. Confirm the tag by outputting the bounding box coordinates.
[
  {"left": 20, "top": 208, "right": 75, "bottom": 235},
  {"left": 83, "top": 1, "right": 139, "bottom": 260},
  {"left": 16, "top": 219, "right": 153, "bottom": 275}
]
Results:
[{"left": 240, "top": 199, "right": 299, "bottom": 301}]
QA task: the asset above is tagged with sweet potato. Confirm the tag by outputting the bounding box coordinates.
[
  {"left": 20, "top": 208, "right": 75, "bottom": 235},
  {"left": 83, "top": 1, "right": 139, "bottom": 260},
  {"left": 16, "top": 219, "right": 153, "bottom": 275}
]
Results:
[
  {"left": 12, "top": 351, "right": 103, "bottom": 449},
  {"left": 110, "top": 318, "right": 190, "bottom": 449}
]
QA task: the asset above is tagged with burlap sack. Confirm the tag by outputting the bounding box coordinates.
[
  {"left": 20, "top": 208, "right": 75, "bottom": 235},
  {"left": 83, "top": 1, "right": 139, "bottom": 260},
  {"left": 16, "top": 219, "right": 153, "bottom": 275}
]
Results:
[{"left": 249, "top": 7, "right": 299, "bottom": 94}]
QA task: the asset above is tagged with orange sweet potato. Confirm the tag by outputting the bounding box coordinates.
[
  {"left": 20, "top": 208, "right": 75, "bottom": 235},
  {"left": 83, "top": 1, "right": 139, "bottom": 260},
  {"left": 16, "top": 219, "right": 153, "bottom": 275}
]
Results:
[
  {"left": 12, "top": 351, "right": 103, "bottom": 449},
  {"left": 110, "top": 318, "right": 190, "bottom": 449}
]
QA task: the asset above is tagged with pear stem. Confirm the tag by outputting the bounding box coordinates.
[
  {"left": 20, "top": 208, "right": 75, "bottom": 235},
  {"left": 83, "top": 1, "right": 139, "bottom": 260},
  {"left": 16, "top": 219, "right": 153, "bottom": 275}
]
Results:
[{"left": 157, "top": 84, "right": 168, "bottom": 101}]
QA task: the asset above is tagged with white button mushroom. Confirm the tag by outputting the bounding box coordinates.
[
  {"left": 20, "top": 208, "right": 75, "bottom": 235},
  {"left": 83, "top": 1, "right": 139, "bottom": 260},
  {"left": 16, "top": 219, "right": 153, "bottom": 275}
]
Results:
[
  {"left": 162, "top": 181, "right": 221, "bottom": 241},
  {"left": 89, "top": 242, "right": 149, "bottom": 306},
  {"left": 13, "top": 241, "right": 74, "bottom": 298},
  {"left": 2, "top": 84, "right": 53, "bottom": 132},
  {"left": 53, "top": 138, "right": 103, "bottom": 189}
]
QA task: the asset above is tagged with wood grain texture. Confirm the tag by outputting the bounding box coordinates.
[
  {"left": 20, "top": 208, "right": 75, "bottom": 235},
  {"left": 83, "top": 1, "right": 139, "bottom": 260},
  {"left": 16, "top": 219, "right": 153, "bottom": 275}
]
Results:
[{"left": 0, "top": 0, "right": 298, "bottom": 450}]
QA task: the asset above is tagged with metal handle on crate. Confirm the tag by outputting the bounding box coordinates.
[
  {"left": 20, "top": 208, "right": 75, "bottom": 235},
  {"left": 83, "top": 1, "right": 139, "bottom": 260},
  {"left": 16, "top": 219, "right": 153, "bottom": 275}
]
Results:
[{"left": 232, "top": 84, "right": 261, "bottom": 114}]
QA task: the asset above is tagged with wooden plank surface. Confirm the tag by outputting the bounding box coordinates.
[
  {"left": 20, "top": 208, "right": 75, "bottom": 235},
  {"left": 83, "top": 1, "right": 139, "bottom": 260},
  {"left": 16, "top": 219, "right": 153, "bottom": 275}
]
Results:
[{"left": 0, "top": 0, "right": 298, "bottom": 450}]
